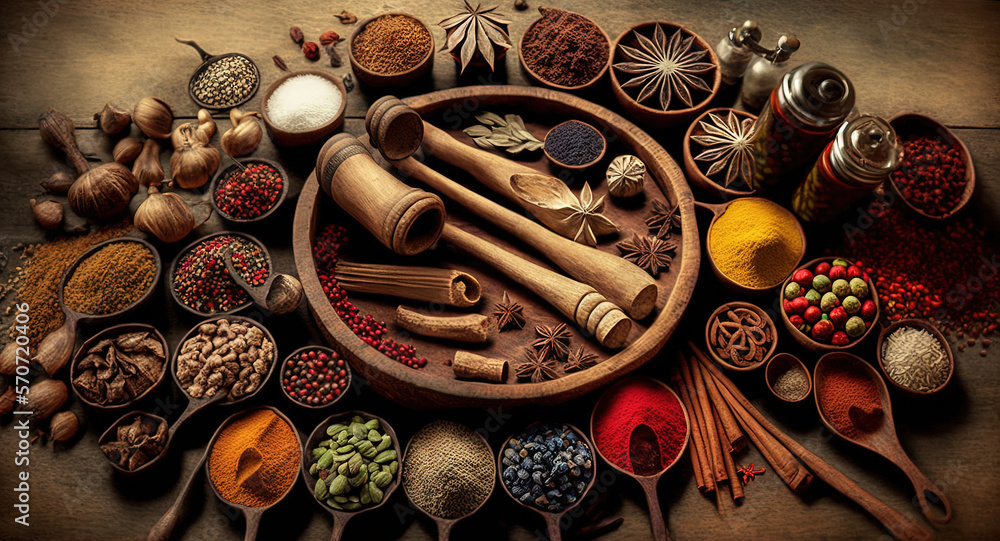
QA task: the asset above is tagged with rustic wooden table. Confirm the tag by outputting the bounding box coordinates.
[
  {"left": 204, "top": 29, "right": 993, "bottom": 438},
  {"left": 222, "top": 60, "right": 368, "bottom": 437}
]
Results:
[{"left": 1, "top": 0, "right": 998, "bottom": 540}]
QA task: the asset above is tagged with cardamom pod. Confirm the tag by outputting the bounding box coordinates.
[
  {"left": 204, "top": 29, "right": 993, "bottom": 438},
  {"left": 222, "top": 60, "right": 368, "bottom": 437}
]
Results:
[
  {"left": 348, "top": 435, "right": 359, "bottom": 445},
  {"left": 349, "top": 468, "right": 368, "bottom": 487},
  {"left": 337, "top": 431, "right": 349, "bottom": 444},
  {"left": 365, "top": 419, "right": 380, "bottom": 431},
  {"left": 360, "top": 484, "right": 372, "bottom": 505},
  {"left": 348, "top": 452, "right": 364, "bottom": 475},
  {"left": 351, "top": 422, "right": 368, "bottom": 440},
  {"left": 368, "top": 462, "right": 381, "bottom": 474},
  {"left": 333, "top": 496, "right": 350, "bottom": 504},
  {"left": 388, "top": 460, "right": 399, "bottom": 475},
  {"left": 368, "top": 429, "right": 382, "bottom": 443},
  {"left": 376, "top": 434, "right": 392, "bottom": 452},
  {"left": 338, "top": 462, "right": 350, "bottom": 476},
  {"left": 317, "top": 449, "right": 334, "bottom": 469},
  {"left": 318, "top": 439, "right": 333, "bottom": 448},
  {"left": 326, "top": 423, "right": 348, "bottom": 437},
  {"left": 342, "top": 502, "right": 362, "bottom": 511},
  {"left": 329, "top": 474, "right": 350, "bottom": 496},
  {"left": 312, "top": 447, "right": 326, "bottom": 460},
  {"left": 350, "top": 415, "right": 364, "bottom": 424},
  {"left": 368, "top": 481, "right": 384, "bottom": 504},
  {"left": 325, "top": 498, "right": 343, "bottom": 511},
  {"left": 314, "top": 478, "right": 329, "bottom": 500},
  {"left": 372, "top": 471, "right": 393, "bottom": 488},
  {"left": 333, "top": 450, "right": 356, "bottom": 463},
  {"left": 374, "top": 450, "right": 397, "bottom": 464},
  {"left": 309, "top": 463, "right": 318, "bottom": 476},
  {"left": 336, "top": 444, "right": 355, "bottom": 454}
]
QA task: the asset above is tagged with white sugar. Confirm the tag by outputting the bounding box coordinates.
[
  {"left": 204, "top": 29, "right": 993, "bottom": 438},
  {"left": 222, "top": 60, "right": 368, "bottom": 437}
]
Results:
[{"left": 265, "top": 74, "right": 343, "bottom": 133}]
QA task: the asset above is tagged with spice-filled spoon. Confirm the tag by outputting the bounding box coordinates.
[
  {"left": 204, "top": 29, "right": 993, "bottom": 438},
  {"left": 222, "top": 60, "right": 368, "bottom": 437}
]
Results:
[
  {"left": 223, "top": 246, "right": 303, "bottom": 315},
  {"left": 301, "top": 411, "right": 403, "bottom": 541},
  {"left": 590, "top": 376, "right": 690, "bottom": 541},
  {"left": 31, "top": 237, "right": 161, "bottom": 377},
  {"left": 498, "top": 423, "right": 597, "bottom": 541},
  {"left": 401, "top": 420, "right": 495, "bottom": 541},
  {"left": 814, "top": 353, "right": 952, "bottom": 523}
]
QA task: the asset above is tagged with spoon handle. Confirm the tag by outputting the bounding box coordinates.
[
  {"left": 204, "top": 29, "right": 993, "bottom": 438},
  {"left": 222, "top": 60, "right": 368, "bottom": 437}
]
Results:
[
  {"left": 640, "top": 479, "right": 671, "bottom": 541},
  {"left": 32, "top": 315, "right": 78, "bottom": 376},
  {"left": 167, "top": 390, "right": 228, "bottom": 441},
  {"left": 243, "top": 511, "right": 262, "bottom": 541},
  {"left": 328, "top": 516, "right": 350, "bottom": 541},
  {"left": 893, "top": 452, "right": 953, "bottom": 524},
  {"left": 146, "top": 449, "right": 209, "bottom": 541},
  {"left": 437, "top": 520, "right": 454, "bottom": 541},
  {"left": 543, "top": 512, "right": 562, "bottom": 541},
  {"left": 222, "top": 248, "right": 269, "bottom": 308}
]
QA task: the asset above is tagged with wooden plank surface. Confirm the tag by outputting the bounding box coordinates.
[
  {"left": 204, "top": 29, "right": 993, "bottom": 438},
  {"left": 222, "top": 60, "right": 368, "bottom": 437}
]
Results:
[{"left": 0, "top": 0, "right": 998, "bottom": 540}]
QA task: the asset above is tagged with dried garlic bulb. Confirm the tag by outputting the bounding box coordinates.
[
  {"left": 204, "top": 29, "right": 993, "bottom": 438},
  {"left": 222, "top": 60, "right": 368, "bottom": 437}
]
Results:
[
  {"left": 221, "top": 109, "right": 262, "bottom": 157},
  {"left": 50, "top": 411, "right": 79, "bottom": 442},
  {"left": 133, "top": 97, "right": 174, "bottom": 139},
  {"left": 606, "top": 155, "right": 646, "bottom": 198},
  {"left": 134, "top": 185, "right": 196, "bottom": 243},
  {"left": 132, "top": 139, "right": 164, "bottom": 187},
  {"left": 170, "top": 118, "right": 220, "bottom": 189},
  {"left": 95, "top": 103, "right": 132, "bottom": 135}
]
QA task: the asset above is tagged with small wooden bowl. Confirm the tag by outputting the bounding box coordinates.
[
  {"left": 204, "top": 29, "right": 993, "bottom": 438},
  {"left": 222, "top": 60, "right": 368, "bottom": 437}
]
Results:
[
  {"left": 876, "top": 319, "right": 954, "bottom": 397},
  {"left": 543, "top": 120, "right": 607, "bottom": 170},
  {"left": 167, "top": 231, "right": 272, "bottom": 317},
  {"left": 888, "top": 113, "right": 975, "bottom": 221},
  {"left": 98, "top": 410, "right": 170, "bottom": 476},
  {"left": 610, "top": 22, "right": 721, "bottom": 129},
  {"left": 209, "top": 158, "right": 289, "bottom": 224},
  {"left": 704, "top": 301, "right": 777, "bottom": 371},
  {"left": 349, "top": 13, "right": 434, "bottom": 88},
  {"left": 70, "top": 323, "right": 169, "bottom": 412},
  {"left": 764, "top": 353, "right": 812, "bottom": 403},
  {"left": 683, "top": 107, "right": 757, "bottom": 198},
  {"left": 278, "top": 346, "right": 352, "bottom": 409},
  {"left": 260, "top": 69, "right": 347, "bottom": 147},
  {"left": 779, "top": 257, "right": 881, "bottom": 352},
  {"left": 518, "top": 9, "right": 611, "bottom": 92}
]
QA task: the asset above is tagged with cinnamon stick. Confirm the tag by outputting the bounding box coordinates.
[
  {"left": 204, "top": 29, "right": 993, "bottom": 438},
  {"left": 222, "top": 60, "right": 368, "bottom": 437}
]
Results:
[
  {"left": 696, "top": 356, "right": 746, "bottom": 452},
  {"left": 713, "top": 407, "right": 744, "bottom": 501},
  {"left": 682, "top": 353, "right": 727, "bottom": 483},
  {"left": 671, "top": 365, "right": 712, "bottom": 492}
]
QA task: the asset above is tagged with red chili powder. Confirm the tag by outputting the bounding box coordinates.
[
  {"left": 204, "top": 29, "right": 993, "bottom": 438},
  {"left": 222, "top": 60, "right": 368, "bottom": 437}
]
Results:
[
  {"left": 816, "top": 362, "right": 882, "bottom": 439},
  {"left": 592, "top": 379, "right": 687, "bottom": 474}
]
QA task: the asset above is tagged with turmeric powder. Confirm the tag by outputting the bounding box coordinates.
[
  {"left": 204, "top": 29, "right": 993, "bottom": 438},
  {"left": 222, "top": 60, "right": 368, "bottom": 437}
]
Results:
[
  {"left": 708, "top": 198, "right": 803, "bottom": 288},
  {"left": 208, "top": 408, "right": 300, "bottom": 507}
]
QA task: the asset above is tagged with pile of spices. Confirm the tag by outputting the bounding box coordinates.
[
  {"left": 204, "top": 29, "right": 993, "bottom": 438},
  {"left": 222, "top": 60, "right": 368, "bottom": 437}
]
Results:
[
  {"left": 63, "top": 242, "right": 156, "bottom": 315},
  {"left": 73, "top": 329, "right": 165, "bottom": 405},
  {"left": 308, "top": 416, "right": 396, "bottom": 511},
  {"left": 175, "top": 318, "right": 274, "bottom": 399},
  {"left": 708, "top": 306, "right": 772, "bottom": 366},
  {"left": 500, "top": 424, "right": 594, "bottom": 512},
  {"left": 521, "top": 8, "right": 609, "bottom": 87},
  {"left": 783, "top": 259, "right": 877, "bottom": 346},
  {"left": 544, "top": 121, "right": 604, "bottom": 166},
  {"left": 708, "top": 198, "right": 803, "bottom": 288},
  {"left": 191, "top": 55, "right": 259, "bottom": 108},
  {"left": 815, "top": 361, "right": 883, "bottom": 439},
  {"left": 352, "top": 14, "right": 432, "bottom": 74},
  {"left": 172, "top": 235, "right": 269, "bottom": 314},
  {"left": 834, "top": 205, "right": 998, "bottom": 343},
  {"left": 214, "top": 163, "right": 284, "bottom": 220},
  {"left": 281, "top": 348, "right": 350, "bottom": 406},
  {"left": 772, "top": 365, "right": 810, "bottom": 401},
  {"left": 7, "top": 222, "right": 132, "bottom": 344},
  {"left": 100, "top": 414, "right": 166, "bottom": 471},
  {"left": 208, "top": 409, "right": 301, "bottom": 507},
  {"left": 890, "top": 133, "right": 967, "bottom": 216},
  {"left": 313, "top": 224, "right": 427, "bottom": 369},
  {"left": 265, "top": 74, "right": 343, "bottom": 133},
  {"left": 592, "top": 379, "right": 687, "bottom": 474},
  {"left": 881, "top": 326, "right": 950, "bottom": 392},
  {"left": 403, "top": 420, "right": 494, "bottom": 519}
]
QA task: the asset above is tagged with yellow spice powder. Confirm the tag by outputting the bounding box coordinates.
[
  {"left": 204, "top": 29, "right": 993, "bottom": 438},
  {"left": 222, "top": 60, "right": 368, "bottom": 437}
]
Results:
[{"left": 708, "top": 199, "right": 803, "bottom": 288}]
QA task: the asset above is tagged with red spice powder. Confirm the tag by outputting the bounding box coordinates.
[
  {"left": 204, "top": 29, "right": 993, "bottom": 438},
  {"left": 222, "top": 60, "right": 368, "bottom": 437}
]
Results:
[
  {"left": 592, "top": 379, "right": 687, "bottom": 474},
  {"left": 816, "top": 361, "right": 882, "bottom": 439},
  {"left": 521, "top": 8, "right": 609, "bottom": 87}
]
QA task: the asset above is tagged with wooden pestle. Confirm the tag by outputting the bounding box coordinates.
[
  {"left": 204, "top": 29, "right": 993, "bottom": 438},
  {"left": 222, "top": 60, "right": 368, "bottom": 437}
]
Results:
[
  {"left": 315, "top": 133, "right": 445, "bottom": 256},
  {"left": 392, "top": 156, "right": 658, "bottom": 319},
  {"left": 441, "top": 224, "right": 631, "bottom": 349}
]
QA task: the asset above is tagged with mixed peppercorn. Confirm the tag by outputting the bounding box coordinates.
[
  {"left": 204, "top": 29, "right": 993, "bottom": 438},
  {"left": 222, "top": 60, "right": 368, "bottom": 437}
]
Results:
[
  {"left": 282, "top": 348, "right": 350, "bottom": 406},
  {"left": 173, "top": 235, "right": 269, "bottom": 314},
  {"left": 214, "top": 162, "right": 284, "bottom": 221}
]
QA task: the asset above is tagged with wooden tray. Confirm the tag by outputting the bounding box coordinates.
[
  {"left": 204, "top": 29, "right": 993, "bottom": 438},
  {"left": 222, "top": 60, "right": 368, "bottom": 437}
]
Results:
[{"left": 293, "top": 86, "right": 700, "bottom": 408}]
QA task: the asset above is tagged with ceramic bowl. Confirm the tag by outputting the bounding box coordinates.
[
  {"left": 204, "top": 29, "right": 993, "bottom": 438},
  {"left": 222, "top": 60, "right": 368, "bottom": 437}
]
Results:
[
  {"left": 704, "top": 301, "right": 777, "bottom": 371},
  {"left": 349, "top": 13, "right": 434, "bottom": 88},
  {"left": 261, "top": 69, "right": 347, "bottom": 147}
]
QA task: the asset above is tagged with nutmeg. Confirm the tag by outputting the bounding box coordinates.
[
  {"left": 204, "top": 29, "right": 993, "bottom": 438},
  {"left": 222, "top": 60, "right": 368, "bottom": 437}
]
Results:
[
  {"left": 133, "top": 97, "right": 174, "bottom": 139},
  {"left": 27, "top": 379, "right": 68, "bottom": 422},
  {"left": 50, "top": 411, "right": 80, "bottom": 442},
  {"left": 95, "top": 103, "right": 132, "bottom": 135},
  {"left": 30, "top": 198, "right": 64, "bottom": 230},
  {"left": 134, "top": 185, "right": 196, "bottom": 242},
  {"left": 113, "top": 137, "right": 143, "bottom": 164},
  {"left": 133, "top": 139, "right": 164, "bottom": 187},
  {"left": 0, "top": 342, "right": 18, "bottom": 375},
  {"left": 221, "top": 109, "right": 262, "bottom": 157},
  {"left": 0, "top": 387, "right": 15, "bottom": 415},
  {"left": 40, "top": 170, "right": 76, "bottom": 194}
]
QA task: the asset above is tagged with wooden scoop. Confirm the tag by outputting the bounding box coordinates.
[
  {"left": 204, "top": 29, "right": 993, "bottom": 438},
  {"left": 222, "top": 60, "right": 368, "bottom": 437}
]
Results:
[
  {"left": 223, "top": 247, "right": 303, "bottom": 315},
  {"left": 236, "top": 448, "right": 264, "bottom": 487},
  {"left": 814, "top": 353, "right": 953, "bottom": 524}
]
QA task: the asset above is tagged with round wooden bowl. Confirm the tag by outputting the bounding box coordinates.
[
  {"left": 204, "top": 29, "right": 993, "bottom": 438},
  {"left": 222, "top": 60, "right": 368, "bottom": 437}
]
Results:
[
  {"left": 876, "top": 319, "right": 954, "bottom": 397},
  {"left": 349, "top": 13, "right": 434, "bottom": 88},
  {"left": 518, "top": 9, "right": 611, "bottom": 92},
  {"left": 543, "top": 120, "right": 607, "bottom": 170},
  {"left": 703, "top": 198, "right": 806, "bottom": 295},
  {"left": 683, "top": 107, "right": 757, "bottom": 198},
  {"left": 278, "top": 346, "right": 352, "bottom": 409},
  {"left": 292, "top": 85, "right": 701, "bottom": 408},
  {"left": 167, "top": 231, "right": 272, "bottom": 317},
  {"left": 610, "top": 22, "right": 721, "bottom": 129},
  {"left": 70, "top": 323, "right": 169, "bottom": 412},
  {"left": 209, "top": 158, "right": 289, "bottom": 224},
  {"left": 704, "top": 301, "right": 777, "bottom": 371},
  {"left": 260, "top": 69, "right": 347, "bottom": 147},
  {"left": 778, "top": 257, "right": 881, "bottom": 352},
  {"left": 98, "top": 410, "right": 169, "bottom": 476},
  {"left": 764, "top": 352, "right": 812, "bottom": 403},
  {"left": 888, "top": 113, "right": 975, "bottom": 221}
]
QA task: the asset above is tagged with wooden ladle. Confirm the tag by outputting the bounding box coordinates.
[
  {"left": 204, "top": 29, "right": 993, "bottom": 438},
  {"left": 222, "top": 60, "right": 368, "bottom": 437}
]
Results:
[
  {"left": 590, "top": 377, "right": 690, "bottom": 541},
  {"left": 814, "top": 353, "right": 953, "bottom": 524},
  {"left": 223, "top": 247, "right": 303, "bottom": 315}
]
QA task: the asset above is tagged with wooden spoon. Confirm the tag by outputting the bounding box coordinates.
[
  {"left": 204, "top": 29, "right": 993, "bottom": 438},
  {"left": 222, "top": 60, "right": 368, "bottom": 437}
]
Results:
[
  {"left": 223, "top": 247, "right": 303, "bottom": 315},
  {"left": 146, "top": 437, "right": 213, "bottom": 541},
  {"left": 814, "top": 353, "right": 952, "bottom": 524},
  {"left": 590, "top": 377, "right": 690, "bottom": 541}
]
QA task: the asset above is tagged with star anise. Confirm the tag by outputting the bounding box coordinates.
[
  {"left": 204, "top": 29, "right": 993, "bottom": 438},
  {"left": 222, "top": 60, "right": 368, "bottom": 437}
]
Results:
[
  {"left": 533, "top": 323, "right": 572, "bottom": 360},
  {"left": 565, "top": 346, "right": 599, "bottom": 372},
  {"left": 692, "top": 110, "right": 757, "bottom": 187},
  {"left": 492, "top": 291, "right": 526, "bottom": 331},
  {"left": 439, "top": 1, "right": 512, "bottom": 73},
  {"left": 510, "top": 174, "right": 618, "bottom": 247},
  {"left": 515, "top": 348, "right": 559, "bottom": 382},
  {"left": 617, "top": 232, "right": 676, "bottom": 276},
  {"left": 614, "top": 23, "right": 715, "bottom": 111},
  {"left": 645, "top": 200, "right": 682, "bottom": 239}
]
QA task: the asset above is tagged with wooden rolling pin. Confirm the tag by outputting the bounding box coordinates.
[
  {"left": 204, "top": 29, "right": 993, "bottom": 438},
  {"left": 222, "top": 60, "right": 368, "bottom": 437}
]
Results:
[
  {"left": 440, "top": 224, "right": 631, "bottom": 349},
  {"left": 392, "top": 155, "right": 658, "bottom": 319}
]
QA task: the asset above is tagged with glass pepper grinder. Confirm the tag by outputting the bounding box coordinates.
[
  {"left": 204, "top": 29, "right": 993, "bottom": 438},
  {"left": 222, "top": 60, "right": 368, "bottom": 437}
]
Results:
[
  {"left": 792, "top": 114, "right": 902, "bottom": 223},
  {"left": 748, "top": 62, "right": 856, "bottom": 192},
  {"left": 715, "top": 20, "right": 764, "bottom": 85},
  {"left": 740, "top": 35, "right": 800, "bottom": 111}
]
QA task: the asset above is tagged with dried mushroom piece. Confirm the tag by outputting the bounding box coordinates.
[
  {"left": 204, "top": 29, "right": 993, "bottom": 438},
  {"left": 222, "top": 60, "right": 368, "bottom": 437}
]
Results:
[{"left": 73, "top": 329, "right": 166, "bottom": 405}]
